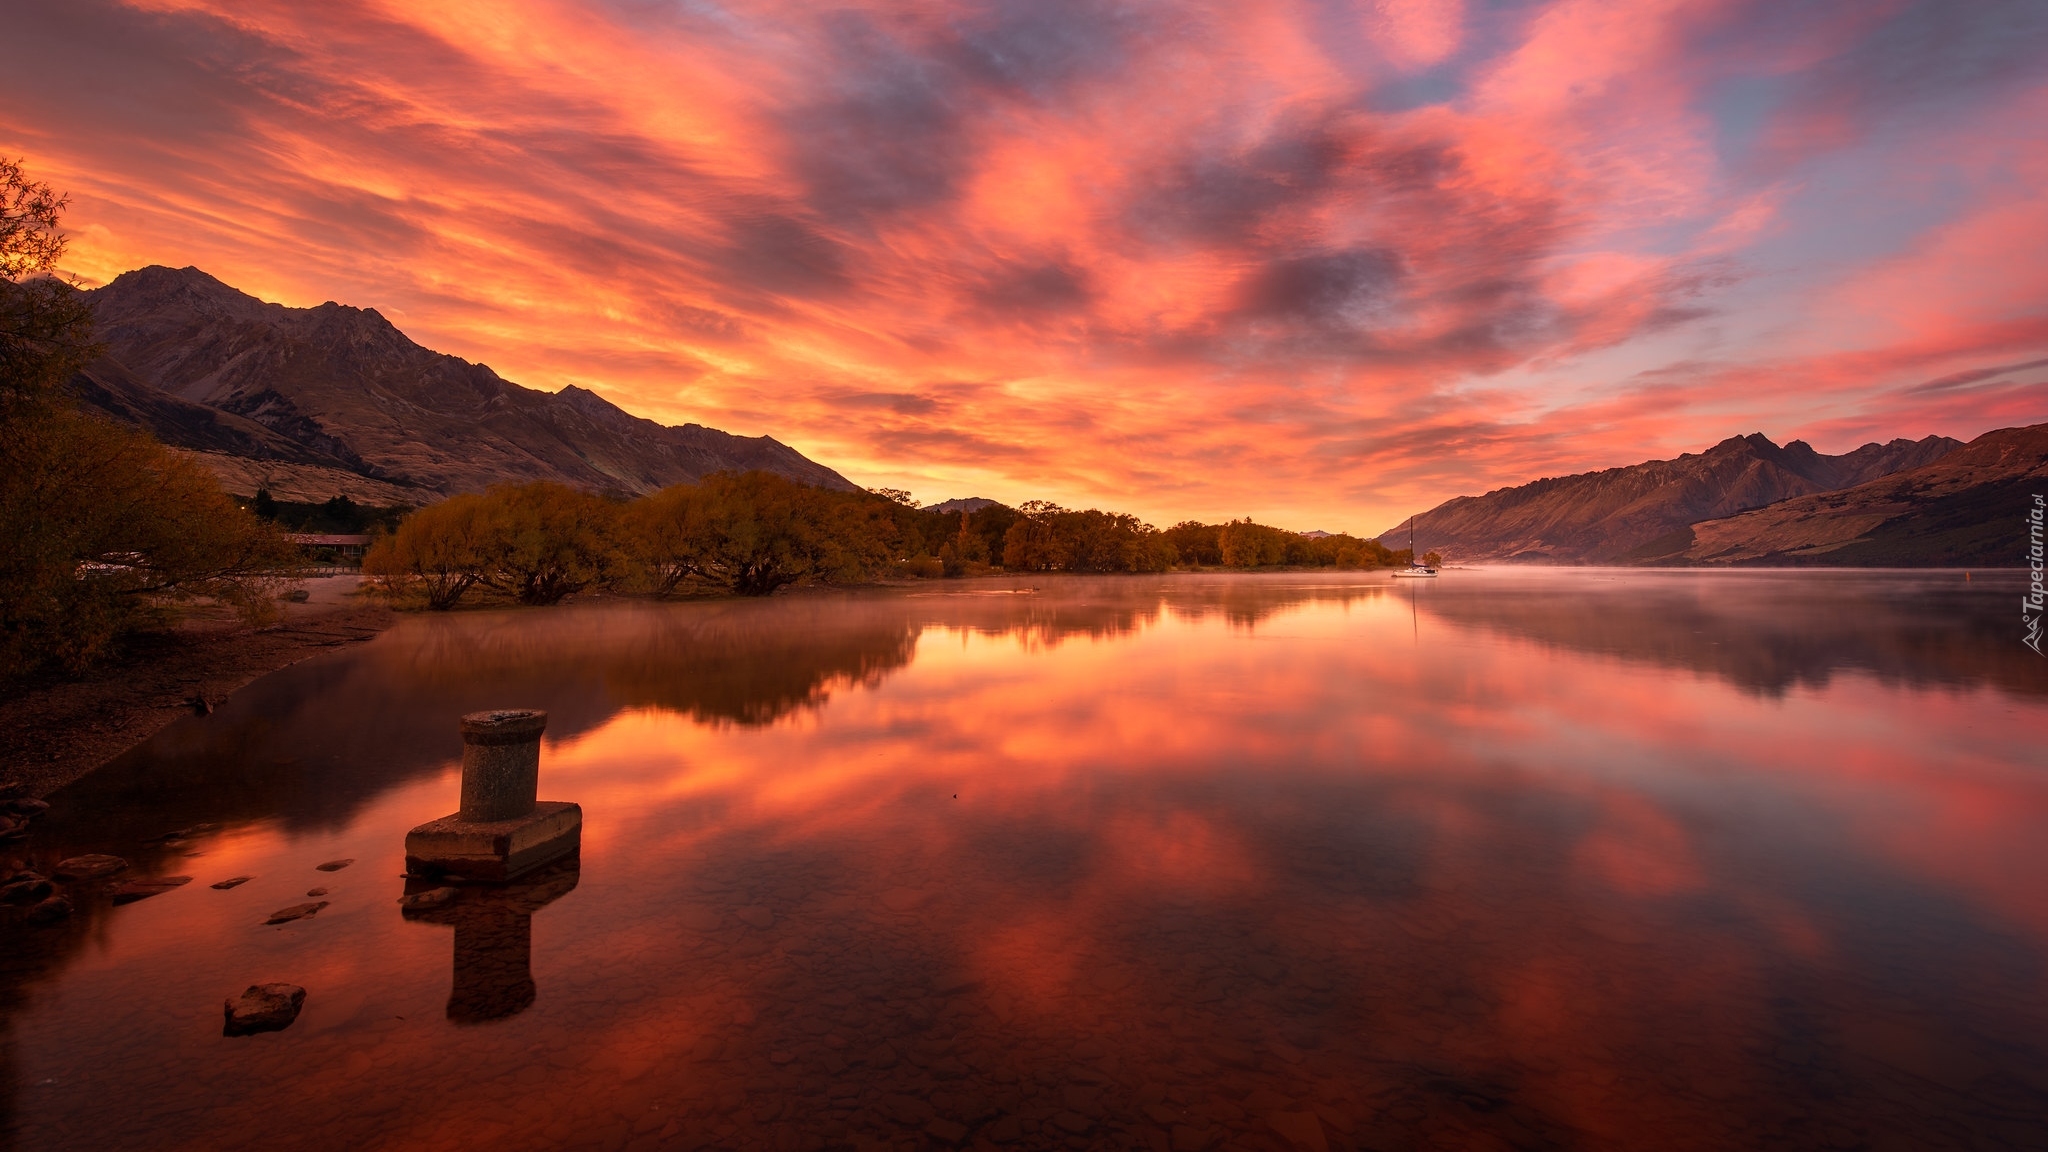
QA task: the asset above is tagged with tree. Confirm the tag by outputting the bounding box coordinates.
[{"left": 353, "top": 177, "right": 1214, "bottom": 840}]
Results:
[
  {"left": 1163, "top": 520, "right": 1221, "bottom": 566},
  {"left": 0, "top": 158, "right": 95, "bottom": 417},
  {"left": 1423, "top": 550, "right": 1443, "bottom": 568},
  {"left": 1219, "top": 519, "right": 1290, "bottom": 567},
  {"left": 362, "top": 492, "right": 495, "bottom": 609},
  {"left": 938, "top": 509, "right": 990, "bottom": 576},
  {"left": 1001, "top": 504, "right": 1174, "bottom": 573},
  {"left": 625, "top": 472, "right": 900, "bottom": 596},
  {"left": 868, "top": 487, "right": 919, "bottom": 507},
  {"left": 477, "top": 482, "right": 622, "bottom": 605},
  {"left": 2, "top": 411, "right": 304, "bottom": 672}
]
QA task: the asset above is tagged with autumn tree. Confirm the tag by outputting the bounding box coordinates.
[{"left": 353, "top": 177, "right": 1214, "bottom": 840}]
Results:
[
  {"left": 1218, "top": 519, "right": 1293, "bottom": 568},
  {"left": 937, "top": 509, "right": 990, "bottom": 576},
  {"left": 363, "top": 492, "right": 495, "bottom": 609},
  {"left": 625, "top": 471, "right": 901, "bottom": 596},
  {"left": 1163, "top": 521, "right": 1221, "bottom": 566},
  {"left": 0, "top": 159, "right": 93, "bottom": 416},
  {"left": 1001, "top": 503, "right": 1174, "bottom": 573},
  {"left": 478, "top": 482, "right": 623, "bottom": 605}
]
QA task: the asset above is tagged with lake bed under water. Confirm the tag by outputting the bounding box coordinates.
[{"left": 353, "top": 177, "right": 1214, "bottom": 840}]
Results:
[{"left": 4, "top": 569, "right": 2045, "bottom": 1151}]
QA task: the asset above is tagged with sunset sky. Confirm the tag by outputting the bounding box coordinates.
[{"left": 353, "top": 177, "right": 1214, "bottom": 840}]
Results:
[{"left": 5, "top": 0, "right": 2046, "bottom": 531}]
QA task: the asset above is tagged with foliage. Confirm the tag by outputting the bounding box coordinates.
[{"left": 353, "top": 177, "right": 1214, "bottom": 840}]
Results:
[
  {"left": 0, "top": 158, "right": 68, "bottom": 281},
  {"left": 1, "top": 159, "right": 301, "bottom": 677},
  {"left": 363, "top": 493, "right": 497, "bottom": 609},
  {"left": 936, "top": 509, "right": 992, "bottom": 576},
  {"left": 624, "top": 471, "right": 898, "bottom": 596},
  {"left": 1000, "top": 503, "right": 1176, "bottom": 573},
  {"left": 0, "top": 160, "right": 95, "bottom": 419},
  {"left": 1167, "top": 518, "right": 1399, "bottom": 570},
  {"left": 364, "top": 483, "right": 622, "bottom": 608},
  {"left": 243, "top": 491, "right": 410, "bottom": 535},
  {"left": 1, "top": 407, "right": 305, "bottom": 674},
  {"left": 1162, "top": 521, "right": 1221, "bottom": 566},
  {"left": 361, "top": 468, "right": 1418, "bottom": 615},
  {"left": 477, "top": 482, "right": 623, "bottom": 605},
  {"left": 1219, "top": 519, "right": 1293, "bottom": 567}
]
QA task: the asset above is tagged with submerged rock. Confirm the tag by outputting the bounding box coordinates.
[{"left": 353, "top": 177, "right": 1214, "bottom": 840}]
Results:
[
  {"left": 146, "top": 823, "right": 217, "bottom": 844},
  {"left": 397, "top": 887, "right": 457, "bottom": 910},
  {"left": 305, "top": 887, "right": 329, "bottom": 897},
  {"left": 211, "top": 876, "right": 253, "bottom": 890},
  {"left": 223, "top": 983, "right": 306, "bottom": 1036},
  {"left": 111, "top": 876, "right": 193, "bottom": 905},
  {"left": 1, "top": 875, "right": 51, "bottom": 904},
  {"left": 313, "top": 859, "right": 354, "bottom": 872},
  {"left": 26, "top": 896, "right": 71, "bottom": 925},
  {"left": 265, "top": 901, "right": 330, "bottom": 925},
  {"left": 53, "top": 854, "right": 127, "bottom": 881}
]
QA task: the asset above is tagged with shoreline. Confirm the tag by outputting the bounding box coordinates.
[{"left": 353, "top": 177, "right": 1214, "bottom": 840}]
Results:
[{"left": 0, "top": 578, "right": 394, "bottom": 799}]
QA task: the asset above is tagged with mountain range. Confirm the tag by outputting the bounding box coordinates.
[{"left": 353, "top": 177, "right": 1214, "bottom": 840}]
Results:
[
  {"left": 1394, "top": 422, "right": 2048, "bottom": 567},
  {"left": 1389, "top": 432, "right": 1967, "bottom": 563},
  {"left": 72, "top": 266, "right": 854, "bottom": 503},
  {"left": 1636, "top": 422, "right": 2048, "bottom": 566}
]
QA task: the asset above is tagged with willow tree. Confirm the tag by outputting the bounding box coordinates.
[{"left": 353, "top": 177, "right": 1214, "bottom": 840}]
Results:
[{"left": 625, "top": 471, "right": 900, "bottom": 596}]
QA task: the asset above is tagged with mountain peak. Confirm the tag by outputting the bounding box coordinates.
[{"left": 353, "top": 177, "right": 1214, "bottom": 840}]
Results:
[
  {"left": 75, "top": 268, "right": 858, "bottom": 498},
  {"left": 98, "top": 265, "right": 275, "bottom": 321}
]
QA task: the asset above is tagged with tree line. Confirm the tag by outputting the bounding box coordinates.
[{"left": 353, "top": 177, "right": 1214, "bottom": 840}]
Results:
[{"left": 363, "top": 482, "right": 1414, "bottom": 610}]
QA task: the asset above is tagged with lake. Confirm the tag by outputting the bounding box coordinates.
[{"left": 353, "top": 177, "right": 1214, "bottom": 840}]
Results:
[{"left": 4, "top": 570, "right": 2045, "bottom": 1151}]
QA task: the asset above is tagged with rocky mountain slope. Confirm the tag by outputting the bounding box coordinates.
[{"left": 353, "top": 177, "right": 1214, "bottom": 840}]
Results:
[
  {"left": 1629, "top": 422, "right": 2048, "bottom": 566},
  {"left": 1389, "top": 432, "right": 1961, "bottom": 562},
  {"left": 73, "top": 266, "right": 855, "bottom": 501}
]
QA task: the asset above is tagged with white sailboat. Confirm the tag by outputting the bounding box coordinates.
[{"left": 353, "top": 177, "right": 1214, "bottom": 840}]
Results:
[{"left": 1391, "top": 515, "right": 1438, "bottom": 578}]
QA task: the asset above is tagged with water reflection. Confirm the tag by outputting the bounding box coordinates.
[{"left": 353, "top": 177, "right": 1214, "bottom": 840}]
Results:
[
  {"left": 2, "top": 571, "right": 2043, "bottom": 1152},
  {"left": 402, "top": 857, "right": 580, "bottom": 1023},
  {"left": 1410, "top": 568, "right": 2046, "bottom": 697}
]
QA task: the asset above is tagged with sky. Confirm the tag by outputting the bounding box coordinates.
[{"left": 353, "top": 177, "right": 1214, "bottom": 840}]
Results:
[{"left": 4, "top": 0, "right": 2046, "bottom": 532}]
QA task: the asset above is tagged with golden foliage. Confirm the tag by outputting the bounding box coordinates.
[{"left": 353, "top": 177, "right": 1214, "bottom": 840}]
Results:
[{"left": 0, "top": 407, "right": 304, "bottom": 674}]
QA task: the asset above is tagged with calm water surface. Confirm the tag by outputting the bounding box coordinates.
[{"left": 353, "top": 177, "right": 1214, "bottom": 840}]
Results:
[{"left": 4, "top": 570, "right": 2046, "bottom": 1152}]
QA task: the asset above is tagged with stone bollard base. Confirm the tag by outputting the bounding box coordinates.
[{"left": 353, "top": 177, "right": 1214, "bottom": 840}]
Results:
[{"left": 404, "top": 801, "right": 582, "bottom": 883}]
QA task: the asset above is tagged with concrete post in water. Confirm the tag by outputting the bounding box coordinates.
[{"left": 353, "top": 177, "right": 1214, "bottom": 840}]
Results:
[
  {"left": 404, "top": 709, "right": 582, "bottom": 883},
  {"left": 457, "top": 710, "right": 546, "bottom": 821}
]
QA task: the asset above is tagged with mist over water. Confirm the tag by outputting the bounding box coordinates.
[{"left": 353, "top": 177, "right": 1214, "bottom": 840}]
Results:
[{"left": 5, "top": 571, "right": 2044, "bottom": 1151}]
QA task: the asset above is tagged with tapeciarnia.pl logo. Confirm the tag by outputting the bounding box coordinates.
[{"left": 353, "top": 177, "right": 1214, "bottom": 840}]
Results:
[{"left": 2027, "top": 493, "right": 2044, "bottom": 656}]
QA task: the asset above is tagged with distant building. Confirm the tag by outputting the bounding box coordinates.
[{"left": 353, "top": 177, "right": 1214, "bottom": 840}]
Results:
[{"left": 287, "top": 533, "right": 370, "bottom": 562}]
